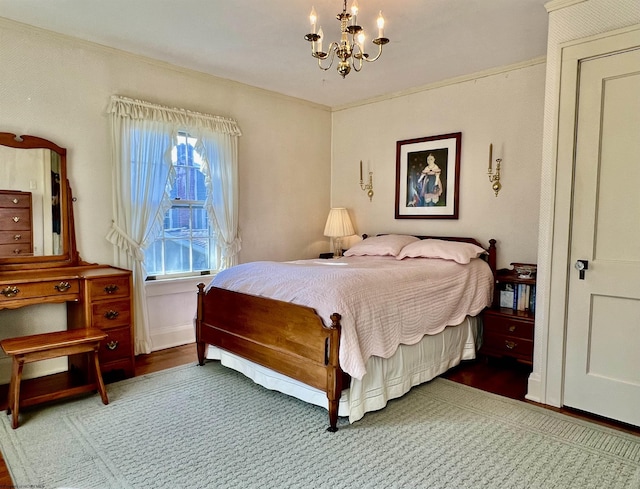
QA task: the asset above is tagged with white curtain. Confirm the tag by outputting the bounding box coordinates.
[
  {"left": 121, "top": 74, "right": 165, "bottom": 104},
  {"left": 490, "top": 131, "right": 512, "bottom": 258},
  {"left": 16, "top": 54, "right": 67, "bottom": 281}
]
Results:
[
  {"left": 107, "top": 95, "right": 242, "bottom": 354},
  {"left": 197, "top": 129, "right": 241, "bottom": 269}
]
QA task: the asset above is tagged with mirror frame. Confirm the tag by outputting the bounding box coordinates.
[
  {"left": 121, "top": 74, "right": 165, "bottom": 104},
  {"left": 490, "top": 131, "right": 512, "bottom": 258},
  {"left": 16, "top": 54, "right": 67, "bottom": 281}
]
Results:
[{"left": 0, "top": 132, "right": 79, "bottom": 271}]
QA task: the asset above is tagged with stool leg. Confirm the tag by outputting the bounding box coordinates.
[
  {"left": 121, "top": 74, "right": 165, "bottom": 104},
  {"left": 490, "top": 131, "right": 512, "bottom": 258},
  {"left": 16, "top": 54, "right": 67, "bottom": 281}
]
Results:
[
  {"left": 91, "top": 347, "right": 109, "bottom": 405},
  {"left": 9, "top": 356, "right": 24, "bottom": 429}
]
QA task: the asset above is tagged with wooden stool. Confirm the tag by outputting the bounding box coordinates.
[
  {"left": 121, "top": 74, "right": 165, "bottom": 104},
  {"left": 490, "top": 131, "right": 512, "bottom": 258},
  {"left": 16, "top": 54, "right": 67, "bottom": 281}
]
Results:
[{"left": 0, "top": 328, "right": 109, "bottom": 429}]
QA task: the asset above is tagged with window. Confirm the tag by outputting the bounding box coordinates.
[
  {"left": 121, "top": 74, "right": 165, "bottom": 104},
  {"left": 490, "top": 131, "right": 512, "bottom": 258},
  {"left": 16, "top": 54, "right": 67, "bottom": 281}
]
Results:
[{"left": 144, "top": 133, "right": 218, "bottom": 278}]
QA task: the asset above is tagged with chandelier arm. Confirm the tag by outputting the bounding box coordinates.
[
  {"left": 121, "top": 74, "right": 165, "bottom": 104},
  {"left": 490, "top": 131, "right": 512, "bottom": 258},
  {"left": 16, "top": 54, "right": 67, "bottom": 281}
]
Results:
[
  {"left": 363, "top": 43, "right": 385, "bottom": 63},
  {"left": 316, "top": 42, "right": 339, "bottom": 71},
  {"left": 351, "top": 43, "right": 364, "bottom": 72}
]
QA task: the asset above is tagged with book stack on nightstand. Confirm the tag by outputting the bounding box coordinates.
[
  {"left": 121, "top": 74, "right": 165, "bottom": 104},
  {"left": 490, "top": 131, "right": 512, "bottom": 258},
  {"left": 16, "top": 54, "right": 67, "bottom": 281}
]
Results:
[{"left": 481, "top": 263, "right": 536, "bottom": 365}]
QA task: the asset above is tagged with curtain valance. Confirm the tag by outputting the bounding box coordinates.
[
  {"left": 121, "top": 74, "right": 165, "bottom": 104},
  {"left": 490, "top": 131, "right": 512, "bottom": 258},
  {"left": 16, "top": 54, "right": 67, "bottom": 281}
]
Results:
[{"left": 108, "top": 95, "right": 242, "bottom": 137}]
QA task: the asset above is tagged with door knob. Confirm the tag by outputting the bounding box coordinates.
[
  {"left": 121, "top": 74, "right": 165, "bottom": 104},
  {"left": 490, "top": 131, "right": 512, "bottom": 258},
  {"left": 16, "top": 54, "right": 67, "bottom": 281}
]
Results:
[{"left": 575, "top": 259, "right": 589, "bottom": 279}]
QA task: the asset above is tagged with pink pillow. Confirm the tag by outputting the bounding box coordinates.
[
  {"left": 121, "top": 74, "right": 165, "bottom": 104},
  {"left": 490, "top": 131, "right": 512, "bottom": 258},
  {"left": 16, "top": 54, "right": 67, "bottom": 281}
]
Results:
[
  {"left": 396, "top": 239, "right": 487, "bottom": 264},
  {"left": 344, "top": 234, "right": 419, "bottom": 257}
]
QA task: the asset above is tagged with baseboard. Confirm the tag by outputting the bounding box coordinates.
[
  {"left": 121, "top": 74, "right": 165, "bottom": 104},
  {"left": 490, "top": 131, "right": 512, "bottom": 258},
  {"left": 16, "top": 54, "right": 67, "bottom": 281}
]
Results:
[
  {"left": 525, "top": 371, "right": 543, "bottom": 403},
  {"left": 150, "top": 324, "right": 195, "bottom": 352},
  {"left": 0, "top": 356, "right": 66, "bottom": 385}
]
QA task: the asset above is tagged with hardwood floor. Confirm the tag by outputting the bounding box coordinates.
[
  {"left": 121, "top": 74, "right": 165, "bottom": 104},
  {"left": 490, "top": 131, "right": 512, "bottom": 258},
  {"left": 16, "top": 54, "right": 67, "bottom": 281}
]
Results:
[{"left": 0, "top": 345, "right": 637, "bottom": 487}]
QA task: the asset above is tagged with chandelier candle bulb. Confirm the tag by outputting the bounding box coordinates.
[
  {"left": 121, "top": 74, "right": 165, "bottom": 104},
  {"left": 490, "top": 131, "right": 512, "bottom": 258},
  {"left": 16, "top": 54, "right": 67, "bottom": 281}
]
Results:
[
  {"left": 351, "top": 0, "right": 358, "bottom": 26},
  {"left": 310, "top": 7, "right": 317, "bottom": 34}
]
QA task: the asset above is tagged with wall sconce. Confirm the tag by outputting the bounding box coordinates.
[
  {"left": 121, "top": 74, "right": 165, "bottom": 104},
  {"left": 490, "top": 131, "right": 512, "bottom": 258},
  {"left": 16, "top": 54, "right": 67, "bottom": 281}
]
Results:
[
  {"left": 359, "top": 160, "right": 374, "bottom": 201},
  {"left": 487, "top": 143, "right": 502, "bottom": 197}
]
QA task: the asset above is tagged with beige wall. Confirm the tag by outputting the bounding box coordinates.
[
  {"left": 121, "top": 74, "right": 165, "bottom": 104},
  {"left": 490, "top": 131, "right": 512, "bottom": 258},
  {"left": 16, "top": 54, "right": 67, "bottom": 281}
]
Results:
[
  {"left": 0, "top": 19, "right": 332, "bottom": 379},
  {"left": 331, "top": 61, "right": 546, "bottom": 269}
]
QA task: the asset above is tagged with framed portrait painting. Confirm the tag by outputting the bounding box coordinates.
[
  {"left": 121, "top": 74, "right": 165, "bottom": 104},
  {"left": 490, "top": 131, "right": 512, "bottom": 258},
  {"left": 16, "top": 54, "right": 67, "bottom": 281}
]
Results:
[{"left": 395, "top": 132, "right": 461, "bottom": 219}]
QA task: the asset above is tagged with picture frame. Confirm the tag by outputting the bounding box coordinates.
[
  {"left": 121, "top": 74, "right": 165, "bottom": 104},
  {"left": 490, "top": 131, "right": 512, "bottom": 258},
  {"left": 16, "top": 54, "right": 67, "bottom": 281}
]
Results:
[{"left": 395, "top": 132, "right": 461, "bottom": 219}]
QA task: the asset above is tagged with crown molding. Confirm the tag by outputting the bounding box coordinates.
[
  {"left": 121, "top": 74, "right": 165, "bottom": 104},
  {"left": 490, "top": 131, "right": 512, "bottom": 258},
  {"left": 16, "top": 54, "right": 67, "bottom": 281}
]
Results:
[
  {"left": 332, "top": 56, "right": 547, "bottom": 112},
  {"left": 545, "top": 0, "right": 588, "bottom": 13}
]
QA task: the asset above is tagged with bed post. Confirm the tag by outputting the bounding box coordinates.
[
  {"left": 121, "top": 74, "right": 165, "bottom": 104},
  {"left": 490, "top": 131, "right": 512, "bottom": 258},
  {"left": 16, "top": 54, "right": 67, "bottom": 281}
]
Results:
[
  {"left": 326, "top": 313, "right": 342, "bottom": 432},
  {"left": 487, "top": 239, "right": 497, "bottom": 279},
  {"left": 196, "top": 283, "right": 206, "bottom": 366}
]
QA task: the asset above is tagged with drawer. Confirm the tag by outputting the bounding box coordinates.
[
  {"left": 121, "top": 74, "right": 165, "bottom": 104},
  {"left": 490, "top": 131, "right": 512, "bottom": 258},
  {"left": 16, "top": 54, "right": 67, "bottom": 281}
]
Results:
[
  {"left": 0, "top": 279, "right": 80, "bottom": 303},
  {"left": 0, "top": 242, "right": 33, "bottom": 257},
  {"left": 98, "top": 325, "right": 133, "bottom": 365},
  {"left": 482, "top": 333, "right": 534, "bottom": 361},
  {"left": 88, "top": 275, "right": 130, "bottom": 301},
  {"left": 0, "top": 230, "right": 32, "bottom": 245},
  {"left": 92, "top": 299, "right": 131, "bottom": 329},
  {"left": 0, "top": 208, "right": 32, "bottom": 231},
  {"left": 0, "top": 191, "right": 31, "bottom": 208},
  {"left": 483, "top": 312, "right": 534, "bottom": 340}
]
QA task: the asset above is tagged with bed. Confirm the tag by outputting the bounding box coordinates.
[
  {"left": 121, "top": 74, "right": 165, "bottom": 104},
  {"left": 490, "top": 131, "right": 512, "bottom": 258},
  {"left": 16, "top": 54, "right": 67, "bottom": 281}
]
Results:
[{"left": 196, "top": 234, "right": 497, "bottom": 431}]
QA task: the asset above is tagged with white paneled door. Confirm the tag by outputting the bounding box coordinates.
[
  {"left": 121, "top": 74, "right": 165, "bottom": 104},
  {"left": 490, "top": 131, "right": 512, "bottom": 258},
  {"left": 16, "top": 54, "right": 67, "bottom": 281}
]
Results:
[{"left": 563, "top": 44, "right": 640, "bottom": 427}]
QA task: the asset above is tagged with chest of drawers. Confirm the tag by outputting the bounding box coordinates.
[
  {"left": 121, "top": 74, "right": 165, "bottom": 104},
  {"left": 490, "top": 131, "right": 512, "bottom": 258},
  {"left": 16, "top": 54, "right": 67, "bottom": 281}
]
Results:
[
  {"left": 67, "top": 267, "right": 135, "bottom": 380},
  {"left": 0, "top": 190, "right": 33, "bottom": 257},
  {"left": 481, "top": 265, "right": 536, "bottom": 365},
  {"left": 481, "top": 309, "right": 534, "bottom": 364}
]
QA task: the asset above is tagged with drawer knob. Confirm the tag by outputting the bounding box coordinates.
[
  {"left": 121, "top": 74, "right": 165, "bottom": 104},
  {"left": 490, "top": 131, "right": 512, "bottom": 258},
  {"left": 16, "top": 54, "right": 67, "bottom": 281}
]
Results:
[
  {"left": 1, "top": 286, "right": 20, "bottom": 298},
  {"left": 12, "top": 249, "right": 22, "bottom": 255},
  {"left": 104, "top": 310, "right": 120, "bottom": 320},
  {"left": 505, "top": 340, "right": 517, "bottom": 350},
  {"left": 13, "top": 234, "right": 21, "bottom": 241},
  {"left": 12, "top": 198, "right": 19, "bottom": 204},
  {"left": 508, "top": 325, "right": 516, "bottom": 332},
  {"left": 54, "top": 281, "right": 72, "bottom": 292},
  {"left": 12, "top": 216, "right": 20, "bottom": 223},
  {"left": 106, "top": 340, "right": 119, "bottom": 351},
  {"left": 104, "top": 284, "right": 119, "bottom": 294}
]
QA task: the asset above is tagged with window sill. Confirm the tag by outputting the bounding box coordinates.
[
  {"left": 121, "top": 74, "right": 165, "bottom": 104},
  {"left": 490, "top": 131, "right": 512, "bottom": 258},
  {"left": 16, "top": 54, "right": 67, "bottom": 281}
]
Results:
[{"left": 144, "top": 273, "right": 217, "bottom": 296}]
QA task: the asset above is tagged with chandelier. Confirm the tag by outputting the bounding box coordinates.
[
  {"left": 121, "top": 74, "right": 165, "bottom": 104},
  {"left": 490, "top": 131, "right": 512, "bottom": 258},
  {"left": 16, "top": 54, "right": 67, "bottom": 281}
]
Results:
[{"left": 304, "top": 0, "right": 389, "bottom": 78}]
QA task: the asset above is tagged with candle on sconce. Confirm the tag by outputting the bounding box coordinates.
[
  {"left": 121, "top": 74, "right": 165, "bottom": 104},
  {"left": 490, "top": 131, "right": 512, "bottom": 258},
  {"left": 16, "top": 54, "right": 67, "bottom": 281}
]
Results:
[
  {"left": 376, "top": 11, "right": 385, "bottom": 38},
  {"left": 317, "top": 27, "right": 324, "bottom": 53},
  {"left": 360, "top": 160, "right": 363, "bottom": 181},
  {"left": 488, "top": 143, "right": 493, "bottom": 172}
]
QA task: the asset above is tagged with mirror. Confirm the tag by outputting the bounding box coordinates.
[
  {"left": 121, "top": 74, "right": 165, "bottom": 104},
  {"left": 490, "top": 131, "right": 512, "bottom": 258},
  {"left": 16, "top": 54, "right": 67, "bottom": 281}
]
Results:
[{"left": 0, "top": 133, "right": 78, "bottom": 270}]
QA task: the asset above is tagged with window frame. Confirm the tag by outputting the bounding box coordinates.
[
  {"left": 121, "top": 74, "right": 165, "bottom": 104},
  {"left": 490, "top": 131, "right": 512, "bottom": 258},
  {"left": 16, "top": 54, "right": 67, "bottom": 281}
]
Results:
[{"left": 144, "top": 132, "right": 218, "bottom": 280}]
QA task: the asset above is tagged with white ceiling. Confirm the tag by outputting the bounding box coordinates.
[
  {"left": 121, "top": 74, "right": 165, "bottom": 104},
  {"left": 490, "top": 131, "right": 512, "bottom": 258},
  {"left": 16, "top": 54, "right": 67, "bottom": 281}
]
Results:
[{"left": 0, "top": 0, "right": 550, "bottom": 108}]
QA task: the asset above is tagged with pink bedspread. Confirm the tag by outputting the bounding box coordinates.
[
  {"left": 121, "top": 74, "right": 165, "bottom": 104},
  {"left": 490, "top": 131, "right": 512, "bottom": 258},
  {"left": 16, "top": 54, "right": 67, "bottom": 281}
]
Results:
[{"left": 208, "top": 255, "right": 493, "bottom": 380}]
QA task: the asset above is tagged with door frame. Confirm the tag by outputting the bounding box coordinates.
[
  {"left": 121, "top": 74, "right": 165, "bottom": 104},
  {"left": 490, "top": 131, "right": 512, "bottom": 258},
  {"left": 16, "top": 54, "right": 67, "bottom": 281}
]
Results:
[{"left": 543, "top": 25, "right": 640, "bottom": 408}]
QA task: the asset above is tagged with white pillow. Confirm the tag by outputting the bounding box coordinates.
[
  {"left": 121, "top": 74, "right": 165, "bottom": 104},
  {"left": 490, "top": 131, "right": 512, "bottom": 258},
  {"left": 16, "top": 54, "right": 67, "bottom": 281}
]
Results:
[
  {"left": 344, "top": 234, "right": 419, "bottom": 257},
  {"left": 396, "top": 239, "right": 487, "bottom": 264}
]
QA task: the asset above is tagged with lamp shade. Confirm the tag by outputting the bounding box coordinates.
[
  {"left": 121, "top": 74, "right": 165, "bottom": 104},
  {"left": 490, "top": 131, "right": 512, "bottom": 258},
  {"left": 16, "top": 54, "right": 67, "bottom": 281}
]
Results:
[{"left": 323, "top": 208, "right": 355, "bottom": 238}]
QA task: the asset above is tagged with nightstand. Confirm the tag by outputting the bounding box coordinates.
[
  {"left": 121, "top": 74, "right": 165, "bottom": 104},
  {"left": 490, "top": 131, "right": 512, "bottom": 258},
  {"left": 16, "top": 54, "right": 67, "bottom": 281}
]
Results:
[{"left": 481, "top": 264, "right": 536, "bottom": 365}]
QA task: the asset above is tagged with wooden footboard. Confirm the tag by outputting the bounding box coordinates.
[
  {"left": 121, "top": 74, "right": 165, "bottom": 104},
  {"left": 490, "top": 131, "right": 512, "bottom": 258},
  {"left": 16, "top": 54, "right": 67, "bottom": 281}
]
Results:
[{"left": 196, "top": 283, "right": 344, "bottom": 432}]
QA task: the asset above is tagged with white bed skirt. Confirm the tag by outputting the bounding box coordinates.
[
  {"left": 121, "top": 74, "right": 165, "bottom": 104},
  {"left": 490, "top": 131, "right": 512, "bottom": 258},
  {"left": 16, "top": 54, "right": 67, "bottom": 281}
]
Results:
[{"left": 206, "top": 316, "right": 480, "bottom": 424}]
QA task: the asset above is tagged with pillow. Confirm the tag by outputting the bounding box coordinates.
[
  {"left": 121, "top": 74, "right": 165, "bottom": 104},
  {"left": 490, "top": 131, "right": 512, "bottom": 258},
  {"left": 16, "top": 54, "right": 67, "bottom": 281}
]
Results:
[
  {"left": 343, "top": 234, "right": 420, "bottom": 257},
  {"left": 396, "top": 239, "right": 487, "bottom": 264}
]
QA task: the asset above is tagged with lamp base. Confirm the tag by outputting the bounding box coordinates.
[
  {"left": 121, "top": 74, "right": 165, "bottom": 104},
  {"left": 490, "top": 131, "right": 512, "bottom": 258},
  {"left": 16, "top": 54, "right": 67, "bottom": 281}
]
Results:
[{"left": 333, "top": 237, "right": 344, "bottom": 258}]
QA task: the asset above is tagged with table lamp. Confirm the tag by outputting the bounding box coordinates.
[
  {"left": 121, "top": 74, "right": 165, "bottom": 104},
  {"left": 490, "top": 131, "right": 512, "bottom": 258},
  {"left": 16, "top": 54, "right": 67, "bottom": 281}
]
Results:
[{"left": 323, "top": 207, "right": 355, "bottom": 258}]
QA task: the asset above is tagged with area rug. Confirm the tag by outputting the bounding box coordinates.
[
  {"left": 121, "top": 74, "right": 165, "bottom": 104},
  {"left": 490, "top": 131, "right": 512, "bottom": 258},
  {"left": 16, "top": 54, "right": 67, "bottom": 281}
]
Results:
[{"left": 1, "top": 362, "right": 639, "bottom": 489}]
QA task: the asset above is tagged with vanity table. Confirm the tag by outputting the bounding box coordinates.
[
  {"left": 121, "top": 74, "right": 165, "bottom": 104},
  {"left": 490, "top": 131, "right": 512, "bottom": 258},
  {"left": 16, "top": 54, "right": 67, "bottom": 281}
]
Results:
[
  {"left": 0, "top": 133, "right": 135, "bottom": 407},
  {"left": 0, "top": 265, "right": 134, "bottom": 379}
]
